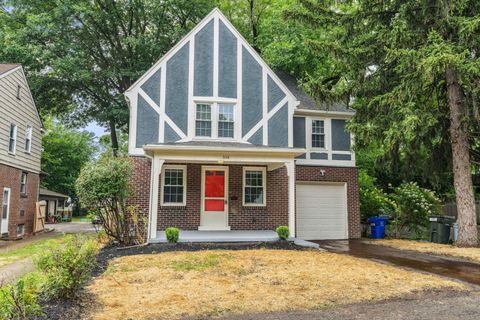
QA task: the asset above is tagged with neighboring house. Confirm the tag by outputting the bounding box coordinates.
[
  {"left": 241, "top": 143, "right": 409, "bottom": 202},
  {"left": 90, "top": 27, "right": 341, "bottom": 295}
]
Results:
[
  {"left": 38, "top": 188, "right": 70, "bottom": 223},
  {"left": 0, "top": 64, "right": 43, "bottom": 238},
  {"left": 125, "top": 9, "right": 360, "bottom": 242}
]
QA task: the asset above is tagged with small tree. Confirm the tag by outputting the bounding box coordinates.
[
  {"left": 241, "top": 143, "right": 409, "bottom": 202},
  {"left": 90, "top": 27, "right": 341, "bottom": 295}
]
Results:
[{"left": 76, "top": 156, "right": 137, "bottom": 244}]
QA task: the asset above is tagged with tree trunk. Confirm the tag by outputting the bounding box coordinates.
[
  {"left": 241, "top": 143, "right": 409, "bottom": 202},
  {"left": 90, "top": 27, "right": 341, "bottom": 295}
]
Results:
[
  {"left": 445, "top": 67, "right": 478, "bottom": 247},
  {"left": 109, "top": 118, "right": 119, "bottom": 157}
]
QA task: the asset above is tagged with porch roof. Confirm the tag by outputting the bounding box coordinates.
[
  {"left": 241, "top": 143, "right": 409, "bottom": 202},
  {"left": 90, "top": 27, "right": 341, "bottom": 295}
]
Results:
[{"left": 143, "top": 141, "right": 305, "bottom": 157}]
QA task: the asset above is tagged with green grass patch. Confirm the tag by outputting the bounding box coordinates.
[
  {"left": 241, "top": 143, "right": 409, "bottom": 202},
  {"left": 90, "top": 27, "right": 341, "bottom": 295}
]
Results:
[
  {"left": 0, "top": 235, "right": 67, "bottom": 267},
  {"left": 171, "top": 253, "right": 231, "bottom": 272}
]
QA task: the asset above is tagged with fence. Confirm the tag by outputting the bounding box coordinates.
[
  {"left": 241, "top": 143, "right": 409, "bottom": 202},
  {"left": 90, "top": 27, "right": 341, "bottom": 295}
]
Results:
[{"left": 442, "top": 201, "right": 480, "bottom": 223}]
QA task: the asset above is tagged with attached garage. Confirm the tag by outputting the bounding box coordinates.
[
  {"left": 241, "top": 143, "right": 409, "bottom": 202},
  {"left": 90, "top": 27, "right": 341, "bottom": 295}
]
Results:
[{"left": 296, "top": 183, "right": 348, "bottom": 240}]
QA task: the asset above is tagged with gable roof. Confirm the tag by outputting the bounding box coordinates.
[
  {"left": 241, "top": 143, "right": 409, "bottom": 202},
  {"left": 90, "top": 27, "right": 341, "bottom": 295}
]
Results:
[
  {"left": 39, "top": 188, "right": 69, "bottom": 199},
  {"left": 125, "top": 8, "right": 296, "bottom": 101},
  {"left": 274, "top": 71, "right": 354, "bottom": 113},
  {"left": 0, "top": 63, "right": 21, "bottom": 78}
]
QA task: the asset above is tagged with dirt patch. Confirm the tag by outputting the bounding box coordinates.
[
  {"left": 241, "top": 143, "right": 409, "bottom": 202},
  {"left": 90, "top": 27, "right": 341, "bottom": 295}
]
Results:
[
  {"left": 369, "top": 239, "right": 480, "bottom": 263},
  {"left": 83, "top": 246, "right": 464, "bottom": 320}
]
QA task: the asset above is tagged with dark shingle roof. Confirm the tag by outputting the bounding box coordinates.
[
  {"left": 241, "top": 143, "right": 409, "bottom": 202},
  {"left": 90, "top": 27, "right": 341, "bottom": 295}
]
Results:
[
  {"left": 39, "top": 188, "right": 69, "bottom": 199},
  {"left": 0, "top": 64, "right": 21, "bottom": 76},
  {"left": 274, "top": 70, "right": 354, "bottom": 113},
  {"left": 151, "top": 141, "right": 296, "bottom": 149}
]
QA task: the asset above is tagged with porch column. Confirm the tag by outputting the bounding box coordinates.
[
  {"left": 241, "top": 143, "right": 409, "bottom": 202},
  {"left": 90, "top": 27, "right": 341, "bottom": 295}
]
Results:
[
  {"left": 285, "top": 160, "right": 295, "bottom": 238},
  {"left": 148, "top": 155, "right": 164, "bottom": 241}
]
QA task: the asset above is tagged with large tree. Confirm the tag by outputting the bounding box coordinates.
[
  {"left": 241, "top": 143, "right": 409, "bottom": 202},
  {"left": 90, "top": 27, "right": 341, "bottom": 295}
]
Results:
[
  {"left": 289, "top": 0, "right": 479, "bottom": 246},
  {"left": 0, "top": 0, "right": 216, "bottom": 154}
]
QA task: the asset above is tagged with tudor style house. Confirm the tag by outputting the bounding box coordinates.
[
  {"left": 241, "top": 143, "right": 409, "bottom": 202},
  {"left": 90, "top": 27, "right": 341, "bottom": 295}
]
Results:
[
  {"left": 125, "top": 9, "right": 360, "bottom": 242},
  {"left": 0, "top": 64, "right": 42, "bottom": 238}
]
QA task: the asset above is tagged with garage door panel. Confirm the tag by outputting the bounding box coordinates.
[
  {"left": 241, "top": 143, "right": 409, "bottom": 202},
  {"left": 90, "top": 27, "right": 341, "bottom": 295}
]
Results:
[{"left": 296, "top": 183, "right": 348, "bottom": 240}]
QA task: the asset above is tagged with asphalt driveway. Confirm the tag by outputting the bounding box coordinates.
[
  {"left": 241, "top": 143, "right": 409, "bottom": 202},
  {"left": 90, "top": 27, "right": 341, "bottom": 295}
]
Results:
[{"left": 315, "top": 240, "right": 480, "bottom": 286}]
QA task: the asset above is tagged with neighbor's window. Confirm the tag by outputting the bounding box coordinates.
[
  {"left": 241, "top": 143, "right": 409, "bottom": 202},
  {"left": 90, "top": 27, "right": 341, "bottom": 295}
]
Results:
[
  {"left": 24, "top": 125, "right": 32, "bottom": 153},
  {"left": 195, "top": 104, "right": 212, "bottom": 137},
  {"left": 218, "top": 104, "right": 234, "bottom": 138},
  {"left": 2, "top": 188, "right": 10, "bottom": 220},
  {"left": 161, "top": 166, "right": 186, "bottom": 205},
  {"left": 243, "top": 167, "right": 266, "bottom": 206},
  {"left": 311, "top": 120, "right": 325, "bottom": 148},
  {"left": 20, "top": 172, "right": 27, "bottom": 194},
  {"left": 8, "top": 124, "right": 17, "bottom": 154}
]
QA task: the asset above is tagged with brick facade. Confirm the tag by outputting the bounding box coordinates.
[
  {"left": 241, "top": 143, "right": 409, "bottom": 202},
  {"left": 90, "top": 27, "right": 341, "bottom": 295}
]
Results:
[
  {"left": 296, "top": 165, "right": 361, "bottom": 239},
  {"left": 0, "top": 164, "right": 39, "bottom": 237},
  {"left": 128, "top": 157, "right": 360, "bottom": 239}
]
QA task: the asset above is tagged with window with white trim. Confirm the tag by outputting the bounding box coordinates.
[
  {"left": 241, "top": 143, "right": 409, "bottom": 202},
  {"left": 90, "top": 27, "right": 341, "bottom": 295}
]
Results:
[
  {"left": 161, "top": 166, "right": 186, "bottom": 205},
  {"left": 311, "top": 120, "right": 325, "bottom": 148},
  {"left": 194, "top": 103, "right": 236, "bottom": 139},
  {"left": 195, "top": 104, "right": 212, "bottom": 137},
  {"left": 20, "top": 172, "right": 27, "bottom": 194},
  {"left": 8, "top": 124, "right": 17, "bottom": 154},
  {"left": 24, "top": 125, "right": 32, "bottom": 153},
  {"left": 243, "top": 167, "right": 266, "bottom": 206},
  {"left": 2, "top": 188, "right": 10, "bottom": 220}
]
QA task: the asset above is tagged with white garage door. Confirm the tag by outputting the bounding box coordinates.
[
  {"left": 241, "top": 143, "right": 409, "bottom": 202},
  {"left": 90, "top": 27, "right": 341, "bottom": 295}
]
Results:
[{"left": 296, "top": 183, "right": 348, "bottom": 240}]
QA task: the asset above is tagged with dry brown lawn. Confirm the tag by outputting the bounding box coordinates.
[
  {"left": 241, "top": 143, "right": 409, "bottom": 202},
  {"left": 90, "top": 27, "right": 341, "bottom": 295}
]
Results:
[
  {"left": 85, "top": 249, "right": 464, "bottom": 320},
  {"left": 369, "top": 239, "right": 480, "bottom": 263}
]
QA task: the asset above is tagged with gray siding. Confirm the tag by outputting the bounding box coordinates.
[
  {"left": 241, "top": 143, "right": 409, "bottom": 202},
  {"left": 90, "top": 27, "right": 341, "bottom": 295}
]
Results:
[
  {"left": 219, "top": 20, "right": 237, "bottom": 98},
  {"left": 194, "top": 19, "right": 214, "bottom": 97},
  {"left": 141, "top": 69, "right": 161, "bottom": 105},
  {"left": 242, "top": 47, "right": 262, "bottom": 136},
  {"left": 136, "top": 95, "right": 159, "bottom": 147},
  {"left": 293, "top": 117, "right": 306, "bottom": 148},
  {"left": 165, "top": 43, "right": 189, "bottom": 134},
  {"left": 332, "top": 154, "right": 352, "bottom": 160},
  {"left": 164, "top": 123, "right": 181, "bottom": 143},
  {"left": 331, "top": 119, "right": 351, "bottom": 151},
  {"left": 0, "top": 68, "right": 42, "bottom": 173},
  {"left": 268, "top": 103, "right": 288, "bottom": 147},
  {"left": 248, "top": 128, "right": 263, "bottom": 145},
  {"left": 267, "top": 75, "right": 286, "bottom": 111},
  {"left": 311, "top": 152, "right": 328, "bottom": 160}
]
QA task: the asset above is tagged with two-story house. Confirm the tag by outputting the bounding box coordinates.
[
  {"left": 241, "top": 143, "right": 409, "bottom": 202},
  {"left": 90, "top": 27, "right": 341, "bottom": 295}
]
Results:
[
  {"left": 125, "top": 9, "right": 360, "bottom": 242},
  {"left": 0, "top": 64, "right": 43, "bottom": 238}
]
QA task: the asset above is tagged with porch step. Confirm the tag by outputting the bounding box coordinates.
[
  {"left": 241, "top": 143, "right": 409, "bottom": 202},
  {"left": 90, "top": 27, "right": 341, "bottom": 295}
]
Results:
[{"left": 151, "top": 230, "right": 279, "bottom": 243}]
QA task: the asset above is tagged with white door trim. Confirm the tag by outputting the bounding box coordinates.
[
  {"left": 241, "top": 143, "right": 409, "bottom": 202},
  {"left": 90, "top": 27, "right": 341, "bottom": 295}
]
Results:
[
  {"left": 199, "top": 165, "right": 230, "bottom": 230},
  {"left": 1, "top": 188, "right": 11, "bottom": 234}
]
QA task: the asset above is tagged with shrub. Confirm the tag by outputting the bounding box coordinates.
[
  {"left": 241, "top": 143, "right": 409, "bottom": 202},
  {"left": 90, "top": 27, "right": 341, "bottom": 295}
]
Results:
[
  {"left": 276, "top": 226, "right": 289, "bottom": 240},
  {"left": 0, "top": 277, "right": 42, "bottom": 319},
  {"left": 359, "top": 170, "right": 396, "bottom": 221},
  {"left": 35, "top": 235, "right": 99, "bottom": 299},
  {"left": 165, "top": 227, "right": 180, "bottom": 243},
  {"left": 391, "top": 182, "right": 441, "bottom": 238},
  {"left": 76, "top": 156, "right": 143, "bottom": 244}
]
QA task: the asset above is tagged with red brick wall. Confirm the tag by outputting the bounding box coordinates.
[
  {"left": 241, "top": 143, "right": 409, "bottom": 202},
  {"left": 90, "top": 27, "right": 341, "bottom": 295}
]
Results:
[
  {"left": 296, "top": 165, "right": 361, "bottom": 239},
  {"left": 156, "top": 164, "right": 289, "bottom": 231},
  {"left": 0, "top": 164, "right": 39, "bottom": 237}
]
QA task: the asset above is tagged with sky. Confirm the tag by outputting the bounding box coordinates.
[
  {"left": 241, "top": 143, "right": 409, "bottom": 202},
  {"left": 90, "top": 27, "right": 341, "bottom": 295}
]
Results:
[{"left": 83, "top": 121, "right": 107, "bottom": 139}]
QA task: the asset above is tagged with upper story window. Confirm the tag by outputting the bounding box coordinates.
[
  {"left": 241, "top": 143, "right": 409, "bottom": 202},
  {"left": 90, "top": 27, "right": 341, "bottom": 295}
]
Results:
[
  {"left": 8, "top": 124, "right": 17, "bottom": 154},
  {"left": 195, "top": 103, "right": 235, "bottom": 139},
  {"left": 24, "top": 125, "right": 32, "bottom": 153},
  {"left": 20, "top": 172, "right": 27, "bottom": 194},
  {"left": 311, "top": 120, "right": 325, "bottom": 149}
]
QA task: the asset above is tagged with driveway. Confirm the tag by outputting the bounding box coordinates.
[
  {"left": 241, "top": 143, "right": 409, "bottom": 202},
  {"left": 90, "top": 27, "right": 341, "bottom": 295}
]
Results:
[
  {"left": 314, "top": 240, "right": 480, "bottom": 286},
  {"left": 219, "top": 289, "right": 480, "bottom": 320}
]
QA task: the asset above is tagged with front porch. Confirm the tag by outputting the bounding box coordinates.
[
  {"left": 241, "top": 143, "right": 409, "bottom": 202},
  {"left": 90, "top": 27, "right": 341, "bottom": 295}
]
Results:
[{"left": 151, "top": 230, "right": 279, "bottom": 243}]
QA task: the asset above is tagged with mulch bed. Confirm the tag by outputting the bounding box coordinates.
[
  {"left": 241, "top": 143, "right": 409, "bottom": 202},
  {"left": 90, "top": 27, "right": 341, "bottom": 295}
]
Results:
[{"left": 38, "top": 241, "right": 305, "bottom": 319}]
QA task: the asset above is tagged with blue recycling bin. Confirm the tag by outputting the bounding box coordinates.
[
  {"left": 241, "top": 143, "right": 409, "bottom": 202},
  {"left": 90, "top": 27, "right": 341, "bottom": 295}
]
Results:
[{"left": 368, "top": 217, "right": 389, "bottom": 239}]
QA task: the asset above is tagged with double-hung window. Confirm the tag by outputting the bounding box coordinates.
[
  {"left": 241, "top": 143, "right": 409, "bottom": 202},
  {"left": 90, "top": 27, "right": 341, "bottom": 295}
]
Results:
[
  {"left": 161, "top": 166, "right": 186, "bottom": 206},
  {"left": 243, "top": 167, "right": 266, "bottom": 206},
  {"left": 24, "top": 126, "right": 32, "bottom": 153},
  {"left": 311, "top": 120, "right": 325, "bottom": 149},
  {"left": 195, "top": 103, "right": 235, "bottom": 139},
  {"left": 20, "top": 172, "right": 27, "bottom": 194},
  {"left": 8, "top": 124, "right": 17, "bottom": 154}
]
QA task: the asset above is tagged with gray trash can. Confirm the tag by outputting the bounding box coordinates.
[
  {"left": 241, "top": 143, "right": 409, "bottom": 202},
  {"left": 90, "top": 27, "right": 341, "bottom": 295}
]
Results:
[{"left": 429, "top": 216, "right": 455, "bottom": 244}]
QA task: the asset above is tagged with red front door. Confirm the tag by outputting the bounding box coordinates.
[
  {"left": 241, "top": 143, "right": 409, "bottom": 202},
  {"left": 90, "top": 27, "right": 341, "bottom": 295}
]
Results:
[{"left": 204, "top": 170, "right": 225, "bottom": 211}]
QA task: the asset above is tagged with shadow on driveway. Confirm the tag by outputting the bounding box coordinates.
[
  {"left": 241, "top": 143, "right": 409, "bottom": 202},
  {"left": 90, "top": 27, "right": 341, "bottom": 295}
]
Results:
[{"left": 313, "top": 239, "right": 480, "bottom": 286}]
